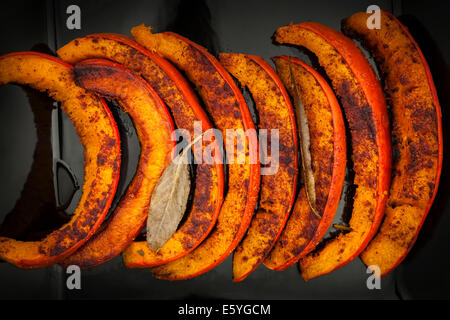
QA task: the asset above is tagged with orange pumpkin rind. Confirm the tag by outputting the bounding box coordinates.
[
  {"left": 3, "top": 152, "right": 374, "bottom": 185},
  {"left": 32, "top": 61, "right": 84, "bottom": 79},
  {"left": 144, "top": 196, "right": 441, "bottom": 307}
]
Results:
[
  {"left": 60, "top": 59, "right": 174, "bottom": 268},
  {"left": 0, "top": 52, "right": 121, "bottom": 269},
  {"left": 264, "top": 55, "right": 346, "bottom": 271},
  {"left": 273, "top": 22, "right": 392, "bottom": 281},
  {"left": 57, "top": 33, "right": 225, "bottom": 267},
  {"left": 219, "top": 53, "right": 298, "bottom": 282},
  {"left": 131, "top": 25, "right": 261, "bottom": 280},
  {"left": 342, "top": 10, "right": 443, "bottom": 276}
]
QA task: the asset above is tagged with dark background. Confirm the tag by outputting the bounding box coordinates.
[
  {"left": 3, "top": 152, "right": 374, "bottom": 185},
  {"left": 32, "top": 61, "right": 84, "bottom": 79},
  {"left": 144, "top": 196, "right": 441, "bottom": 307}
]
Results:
[{"left": 0, "top": 0, "right": 449, "bottom": 299}]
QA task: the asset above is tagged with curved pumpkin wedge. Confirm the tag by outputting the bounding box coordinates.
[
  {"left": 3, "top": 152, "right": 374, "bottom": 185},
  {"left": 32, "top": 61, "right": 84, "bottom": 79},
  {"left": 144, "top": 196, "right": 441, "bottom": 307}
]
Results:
[
  {"left": 264, "top": 55, "right": 346, "bottom": 271},
  {"left": 273, "top": 22, "right": 392, "bottom": 280},
  {"left": 60, "top": 59, "right": 174, "bottom": 268},
  {"left": 132, "top": 25, "right": 261, "bottom": 280},
  {"left": 218, "top": 53, "right": 298, "bottom": 282},
  {"left": 58, "top": 34, "right": 224, "bottom": 267},
  {"left": 342, "top": 10, "right": 443, "bottom": 276},
  {"left": 0, "top": 52, "right": 121, "bottom": 269}
]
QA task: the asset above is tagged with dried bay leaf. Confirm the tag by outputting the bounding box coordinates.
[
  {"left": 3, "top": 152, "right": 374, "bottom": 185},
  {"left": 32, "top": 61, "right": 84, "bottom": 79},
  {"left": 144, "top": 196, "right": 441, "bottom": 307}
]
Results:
[
  {"left": 288, "top": 57, "right": 320, "bottom": 218},
  {"left": 146, "top": 132, "right": 206, "bottom": 250}
]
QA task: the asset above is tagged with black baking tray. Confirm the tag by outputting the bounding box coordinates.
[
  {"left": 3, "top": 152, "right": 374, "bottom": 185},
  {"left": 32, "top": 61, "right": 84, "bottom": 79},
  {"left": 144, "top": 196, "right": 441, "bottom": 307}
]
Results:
[{"left": 0, "top": 0, "right": 449, "bottom": 300}]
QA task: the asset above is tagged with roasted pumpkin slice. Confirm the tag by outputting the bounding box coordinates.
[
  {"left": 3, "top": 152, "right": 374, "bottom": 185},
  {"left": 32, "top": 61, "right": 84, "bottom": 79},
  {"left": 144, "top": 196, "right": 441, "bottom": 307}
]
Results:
[
  {"left": 342, "top": 10, "right": 443, "bottom": 276},
  {"left": 60, "top": 59, "right": 174, "bottom": 268},
  {"left": 273, "top": 22, "right": 392, "bottom": 280},
  {"left": 0, "top": 52, "right": 121, "bottom": 269},
  {"left": 264, "top": 55, "right": 346, "bottom": 271},
  {"left": 219, "top": 53, "right": 298, "bottom": 282},
  {"left": 58, "top": 34, "right": 224, "bottom": 267},
  {"left": 132, "top": 25, "right": 261, "bottom": 280}
]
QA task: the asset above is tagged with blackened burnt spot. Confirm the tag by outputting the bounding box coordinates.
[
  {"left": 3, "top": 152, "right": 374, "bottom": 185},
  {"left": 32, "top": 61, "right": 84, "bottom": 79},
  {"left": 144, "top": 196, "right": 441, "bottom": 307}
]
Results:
[
  {"left": 399, "top": 74, "right": 410, "bottom": 85},
  {"left": 411, "top": 106, "right": 438, "bottom": 137},
  {"left": 336, "top": 80, "right": 358, "bottom": 108},
  {"left": 358, "top": 106, "right": 376, "bottom": 141},
  {"left": 181, "top": 237, "right": 195, "bottom": 251},
  {"left": 291, "top": 243, "right": 307, "bottom": 257},
  {"left": 193, "top": 168, "right": 214, "bottom": 208},
  {"left": 47, "top": 221, "right": 89, "bottom": 257},
  {"left": 184, "top": 216, "right": 207, "bottom": 236},
  {"left": 105, "top": 136, "right": 117, "bottom": 149},
  {"left": 97, "top": 153, "right": 107, "bottom": 166},
  {"left": 342, "top": 96, "right": 377, "bottom": 144},
  {"left": 278, "top": 153, "right": 292, "bottom": 168},
  {"left": 74, "top": 65, "right": 119, "bottom": 92},
  {"left": 96, "top": 194, "right": 109, "bottom": 210},
  {"left": 407, "top": 139, "right": 434, "bottom": 175},
  {"left": 287, "top": 166, "right": 297, "bottom": 177},
  {"left": 126, "top": 47, "right": 139, "bottom": 59},
  {"left": 189, "top": 44, "right": 215, "bottom": 74},
  {"left": 112, "top": 156, "right": 120, "bottom": 172},
  {"left": 144, "top": 69, "right": 177, "bottom": 103},
  {"left": 428, "top": 182, "right": 435, "bottom": 199}
]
